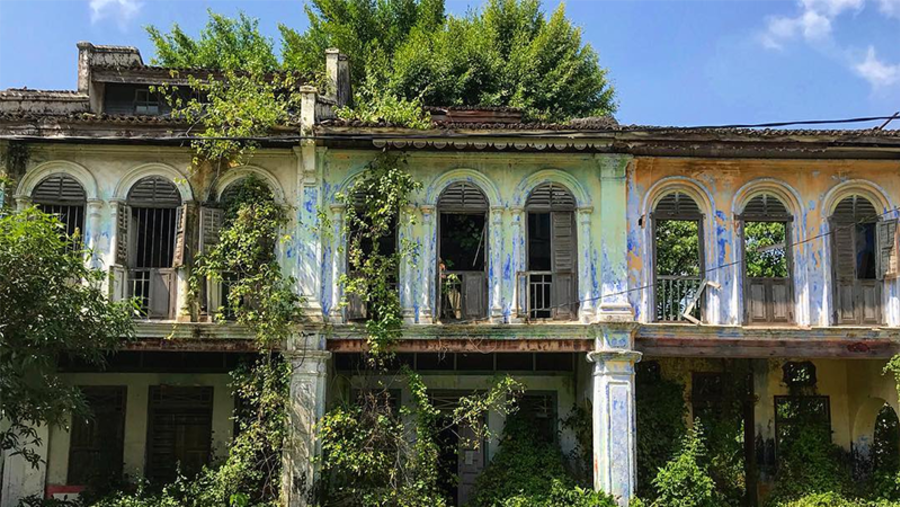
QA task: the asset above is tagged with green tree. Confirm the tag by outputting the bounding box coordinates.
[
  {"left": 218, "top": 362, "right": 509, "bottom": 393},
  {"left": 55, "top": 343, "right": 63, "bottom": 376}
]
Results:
[
  {"left": 0, "top": 208, "right": 134, "bottom": 467},
  {"left": 147, "top": 9, "right": 278, "bottom": 71},
  {"left": 147, "top": 0, "right": 617, "bottom": 123},
  {"left": 652, "top": 422, "right": 719, "bottom": 507}
]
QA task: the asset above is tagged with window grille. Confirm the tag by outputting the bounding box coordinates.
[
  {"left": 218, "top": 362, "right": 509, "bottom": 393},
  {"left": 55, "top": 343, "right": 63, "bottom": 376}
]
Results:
[
  {"left": 32, "top": 174, "right": 86, "bottom": 240},
  {"left": 67, "top": 386, "right": 126, "bottom": 485}
]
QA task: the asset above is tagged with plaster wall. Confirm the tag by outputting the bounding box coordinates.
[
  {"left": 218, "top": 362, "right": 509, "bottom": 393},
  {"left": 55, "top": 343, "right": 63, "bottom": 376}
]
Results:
[
  {"left": 627, "top": 158, "right": 900, "bottom": 327},
  {"left": 44, "top": 373, "right": 234, "bottom": 488}
]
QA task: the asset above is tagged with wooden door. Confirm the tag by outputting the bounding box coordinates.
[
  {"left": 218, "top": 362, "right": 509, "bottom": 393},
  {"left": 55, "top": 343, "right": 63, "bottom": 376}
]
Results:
[{"left": 550, "top": 211, "right": 576, "bottom": 320}]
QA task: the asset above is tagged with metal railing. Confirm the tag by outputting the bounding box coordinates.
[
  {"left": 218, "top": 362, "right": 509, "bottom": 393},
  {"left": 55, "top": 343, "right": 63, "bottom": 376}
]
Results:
[
  {"left": 515, "top": 271, "right": 557, "bottom": 320},
  {"left": 655, "top": 275, "right": 703, "bottom": 322}
]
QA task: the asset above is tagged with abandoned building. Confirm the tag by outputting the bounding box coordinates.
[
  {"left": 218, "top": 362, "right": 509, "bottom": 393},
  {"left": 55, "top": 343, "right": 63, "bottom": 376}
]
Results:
[{"left": 2, "top": 41, "right": 900, "bottom": 507}]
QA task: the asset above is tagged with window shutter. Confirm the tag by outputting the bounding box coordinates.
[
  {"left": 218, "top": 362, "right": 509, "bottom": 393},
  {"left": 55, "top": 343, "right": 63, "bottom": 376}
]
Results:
[
  {"left": 831, "top": 220, "right": 856, "bottom": 283},
  {"left": 148, "top": 269, "right": 176, "bottom": 319},
  {"left": 199, "top": 206, "right": 225, "bottom": 255},
  {"left": 172, "top": 205, "right": 188, "bottom": 267},
  {"left": 464, "top": 272, "right": 486, "bottom": 319},
  {"left": 551, "top": 212, "right": 576, "bottom": 320},
  {"left": 877, "top": 219, "right": 898, "bottom": 279},
  {"left": 115, "top": 205, "right": 131, "bottom": 266}
]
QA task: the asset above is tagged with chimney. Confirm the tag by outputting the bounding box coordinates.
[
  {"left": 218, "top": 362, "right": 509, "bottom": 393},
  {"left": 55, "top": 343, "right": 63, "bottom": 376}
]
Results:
[
  {"left": 76, "top": 41, "right": 94, "bottom": 94},
  {"left": 325, "top": 48, "right": 351, "bottom": 107}
]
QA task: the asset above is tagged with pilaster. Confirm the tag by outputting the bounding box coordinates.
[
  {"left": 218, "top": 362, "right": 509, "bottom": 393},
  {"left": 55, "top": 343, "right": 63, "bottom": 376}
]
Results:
[
  {"left": 596, "top": 156, "right": 633, "bottom": 322},
  {"left": 509, "top": 205, "right": 525, "bottom": 323},
  {"left": 420, "top": 205, "right": 436, "bottom": 323},
  {"left": 401, "top": 204, "right": 418, "bottom": 323},
  {"left": 489, "top": 205, "right": 504, "bottom": 322},
  {"left": 577, "top": 205, "right": 596, "bottom": 322},
  {"left": 294, "top": 142, "right": 324, "bottom": 319},
  {"left": 86, "top": 198, "right": 103, "bottom": 268},
  {"left": 328, "top": 203, "right": 346, "bottom": 322},
  {"left": 13, "top": 194, "right": 30, "bottom": 211},
  {"left": 588, "top": 323, "right": 640, "bottom": 505},
  {"left": 282, "top": 347, "right": 331, "bottom": 507}
]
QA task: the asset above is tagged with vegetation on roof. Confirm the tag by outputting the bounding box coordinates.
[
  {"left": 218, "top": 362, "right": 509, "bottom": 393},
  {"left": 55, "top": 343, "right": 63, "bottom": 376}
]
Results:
[{"left": 146, "top": 0, "right": 616, "bottom": 125}]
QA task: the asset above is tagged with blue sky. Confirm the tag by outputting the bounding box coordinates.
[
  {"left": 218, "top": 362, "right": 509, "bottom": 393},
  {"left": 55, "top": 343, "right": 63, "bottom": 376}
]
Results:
[{"left": 0, "top": 0, "right": 898, "bottom": 127}]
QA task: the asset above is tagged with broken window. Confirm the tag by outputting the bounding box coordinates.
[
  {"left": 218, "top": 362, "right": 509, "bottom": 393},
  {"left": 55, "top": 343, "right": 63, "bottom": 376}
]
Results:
[
  {"left": 146, "top": 386, "right": 214, "bottom": 484},
  {"left": 652, "top": 191, "right": 703, "bottom": 322},
  {"left": 67, "top": 386, "right": 126, "bottom": 485},
  {"left": 438, "top": 182, "right": 488, "bottom": 321},
  {"left": 831, "top": 195, "right": 890, "bottom": 325},
  {"left": 134, "top": 88, "right": 160, "bottom": 115},
  {"left": 119, "top": 176, "right": 184, "bottom": 319},
  {"left": 201, "top": 179, "right": 276, "bottom": 319},
  {"left": 31, "top": 174, "right": 86, "bottom": 243},
  {"left": 345, "top": 188, "right": 399, "bottom": 321},
  {"left": 742, "top": 194, "right": 793, "bottom": 324},
  {"left": 521, "top": 183, "right": 577, "bottom": 320},
  {"left": 774, "top": 395, "right": 831, "bottom": 459}
]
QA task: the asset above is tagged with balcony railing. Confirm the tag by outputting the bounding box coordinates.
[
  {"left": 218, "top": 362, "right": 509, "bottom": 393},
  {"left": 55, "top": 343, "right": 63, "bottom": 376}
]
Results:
[
  {"left": 655, "top": 275, "right": 702, "bottom": 322},
  {"left": 440, "top": 270, "right": 487, "bottom": 321},
  {"left": 515, "top": 270, "right": 577, "bottom": 320},
  {"left": 128, "top": 268, "right": 176, "bottom": 319}
]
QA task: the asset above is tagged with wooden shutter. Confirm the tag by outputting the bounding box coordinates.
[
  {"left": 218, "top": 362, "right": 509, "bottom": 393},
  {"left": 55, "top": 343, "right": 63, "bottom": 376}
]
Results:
[
  {"left": 148, "top": 269, "right": 176, "bottom": 319},
  {"left": 771, "top": 279, "right": 792, "bottom": 323},
  {"left": 877, "top": 219, "right": 898, "bottom": 279},
  {"left": 172, "top": 206, "right": 187, "bottom": 267},
  {"left": 67, "top": 387, "right": 126, "bottom": 485},
  {"left": 346, "top": 272, "right": 367, "bottom": 321},
  {"left": 147, "top": 386, "right": 213, "bottom": 484},
  {"left": 464, "top": 272, "right": 486, "bottom": 319},
  {"left": 831, "top": 219, "right": 858, "bottom": 324},
  {"left": 551, "top": 212, "right": 576, "bottom": 320},
  {"left": 747, "top": 280, "right": 768, "bottom": 324},
  {"left": 199, "top": 206, "right": 225, "bottom": 255},
  {"left": 115, "top": 205, "right": 131, "bottom": 266}
]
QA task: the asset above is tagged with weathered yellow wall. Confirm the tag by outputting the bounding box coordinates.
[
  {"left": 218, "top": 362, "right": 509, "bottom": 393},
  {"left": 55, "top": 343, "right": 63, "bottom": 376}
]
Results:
[
  {"left": 45, "top": 373, "right": 234, "bottom": 487},
  {"left": 627, "top": 157, "right": 900, "bottom": 326}
]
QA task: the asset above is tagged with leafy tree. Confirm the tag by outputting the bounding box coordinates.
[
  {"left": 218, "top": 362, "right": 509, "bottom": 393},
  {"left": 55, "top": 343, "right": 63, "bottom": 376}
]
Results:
[
  {"left": 147, "top": 0, "right": 617, "bottom": 123},
  {"left": 0, "top": 208, "right": 134, "bottom": 467},
  {"left": 745, "top": 221, "right": 788, "bottom": 278},
  {"left": 635, "top": 363, "right": 687, "bottom": 500},
  {"left": 652, "top": 422, "right": 719, "bottom": 507},
  {"left": 147, "top": 10, "right": 278, "bottom": 71}
]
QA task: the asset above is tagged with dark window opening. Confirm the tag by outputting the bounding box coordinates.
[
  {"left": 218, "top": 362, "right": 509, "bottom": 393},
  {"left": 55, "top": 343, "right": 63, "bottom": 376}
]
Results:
[
  {"left": 507, "top": 393, "right": 558, "bottom": 444},
  {"left": 831, "top": 195, "right": 883, "bottom": 325},
  {"left": 134, "top": 88, "right": 160, "bottom": 115},
  {"left": 873, "top": 404, "right": 900, "bottom": 477},
  {"left": 345, "top": 188, "right": 399, "bottom": 322},
  {"left": 125, "top": 176, "right": 182, "bottom": 319},
  {"left": 523, "top": 184, "right": 577, "bottom": 321},
  {"left": 774, "top": 395, "right": 831, "bottom": 459},
  {"left": 32, "top": 175, "right": 86, "bottom": 244},
  {"left": 67, "top": 386, "right": 126, "bottom": 486},
  {"left": 146, "top": 386, "right": 214, "bottom": 484},
  {"left": 438, "top": 183, "right": 489, "bottom": 322}
]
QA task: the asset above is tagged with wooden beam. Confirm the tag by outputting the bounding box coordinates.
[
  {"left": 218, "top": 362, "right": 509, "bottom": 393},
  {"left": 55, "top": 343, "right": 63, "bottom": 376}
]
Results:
[{"left": 636, "top": 337, "right": 900, "bottom": 359}]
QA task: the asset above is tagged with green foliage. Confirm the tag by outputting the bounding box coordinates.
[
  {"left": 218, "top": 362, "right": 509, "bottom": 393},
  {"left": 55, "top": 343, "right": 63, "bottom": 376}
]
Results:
[
  {"left": 635, "top": 364, "right": 687, "bottom": 500},
  {"left": 499, "top": 479, "right": 617, "bottom": 507},
  {"left": 651, "top": 423, "right": 719, "bottom": 507},
  {"left": 872, "top": 405, "right": 900, "bottom": 500},
  {"left": 745, "top": 222, "right": 789, "bottom": 278},
  {"left": 150, "top": 0, "right": 616, "bottom": 124},
  {"left": 159, "top": 70, "right": 303, "bottom": 167},
  {"left": 654, "top": 220, "right": 701, "bottom": 277},
  {"left": 469, "top": 417, "right": 589, "bottom": 507},
  {"left": 338, "top": 151, "right": 421, "bottom": 362},
  {"left": 767, "top": 492, "right": 900, "bottom": 507},
  {"left": 0, "top": 208, "right": 134, "bottom": 467},
  {"left": 147, "top": 10, "right": 277, "bottom": 71},
  {"left": 317, "top": 370, "right": 523, "bottom": 506}
]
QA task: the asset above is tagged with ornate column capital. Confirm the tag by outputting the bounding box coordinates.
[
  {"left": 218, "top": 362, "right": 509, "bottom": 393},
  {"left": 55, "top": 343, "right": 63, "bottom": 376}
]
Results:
[{"left": 13, "top": 194, "right": 31, "bottom": 210}]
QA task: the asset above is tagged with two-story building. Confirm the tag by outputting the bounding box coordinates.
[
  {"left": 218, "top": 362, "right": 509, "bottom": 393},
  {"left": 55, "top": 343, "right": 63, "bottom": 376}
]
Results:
[{"left": 1, "top": 42, "right": 899, "bottom": 507}]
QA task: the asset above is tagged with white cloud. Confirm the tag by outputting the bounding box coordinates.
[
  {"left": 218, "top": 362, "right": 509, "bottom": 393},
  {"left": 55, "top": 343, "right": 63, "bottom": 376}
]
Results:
[
  {"left": 876, "top": 0, "right": 900, "bottom": 18},
  {"left": 855, "top": 46, "right": 900, "bottom": 87},
  {"left": 89, "top": 0, "right": 142, "bottom": 25},
  {"left": 759, "top": 0, "right": 861, "bottom": 49}
]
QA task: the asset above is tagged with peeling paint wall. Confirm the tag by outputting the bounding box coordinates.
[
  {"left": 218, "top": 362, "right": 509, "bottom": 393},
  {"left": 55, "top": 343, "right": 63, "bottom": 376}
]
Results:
[{"left": 627, "top": 158, "right": 900, "bottom": 327}]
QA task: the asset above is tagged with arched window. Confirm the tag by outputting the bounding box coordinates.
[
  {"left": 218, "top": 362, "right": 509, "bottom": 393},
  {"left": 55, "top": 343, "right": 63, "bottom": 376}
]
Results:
[
  {"left": 202, "top": 177, "right": 276, "bottom": 319},
  {"left": 120, "top": 176, "right": 183, "bottom": 319},
  {"left": 652, "top": 191, "right": 703, "bottom": 322},
  {"left": 741, "top": 194, "right": 793, "bottom": 324},
  {"left": 438, "top": 182, "right": 489, "bottom": 321},
  {"left": 345, "top": 187, "right": 399, "bottom": 322},
  {"left": 830, "top": 195, "right": 887, "bottom": 325},
  {"left": 31, "top": 174, "right": 86, "bottom": 241},
  {"left": 522, "top": 183, "right": 577, "bottom": 320}
]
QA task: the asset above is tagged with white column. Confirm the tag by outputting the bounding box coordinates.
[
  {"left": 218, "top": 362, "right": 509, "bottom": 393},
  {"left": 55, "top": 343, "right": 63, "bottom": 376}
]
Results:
[
  {"left": 282, "top": 348, "right": 330, "bottom": 507},
  {"left": 577, "top": 205, "right": 595, "bottom": 322},
  {"left": 401, "top": 205, "right": 417, "bottom": 324},
  {"left": 597, "top": 156, "right": 633, "bottom": 322},
  {"left": 328, "top": 204, "right": 346, "bottom": 322},
  {"left": 509, "top": 206, "right": 525, "bottom": 323},
  {"left": 489, "top": 205, "right": 504, "bottom": 322},
  {"left": 13, "top": 195, "right": 30, "bottom": 212},
  {"left": 420, "top": 205, "right": 436, "bottom": 323},
  {"left": 0, "top": 425, "right": 48, "bottom": 507},
  {"left": 588, "top": 324, "right": 640, "bottom": 506},
  {"left": 85, "top": 199, "right": 103, "bottom": 268},
  {"left": 295, "top": 142, "right": 324, "bottom": 319}
]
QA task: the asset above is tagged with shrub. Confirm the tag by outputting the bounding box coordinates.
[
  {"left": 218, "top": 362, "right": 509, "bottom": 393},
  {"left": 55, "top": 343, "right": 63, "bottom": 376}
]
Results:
[
  {"left": 500, "top": 479, "right": 617, "bottom": 507},
  {"left": 651, "top": 422, "right": 719, "bottom": 507},
  {"left": 635, "top": 364, "right": 687, "bottom": 500}
]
